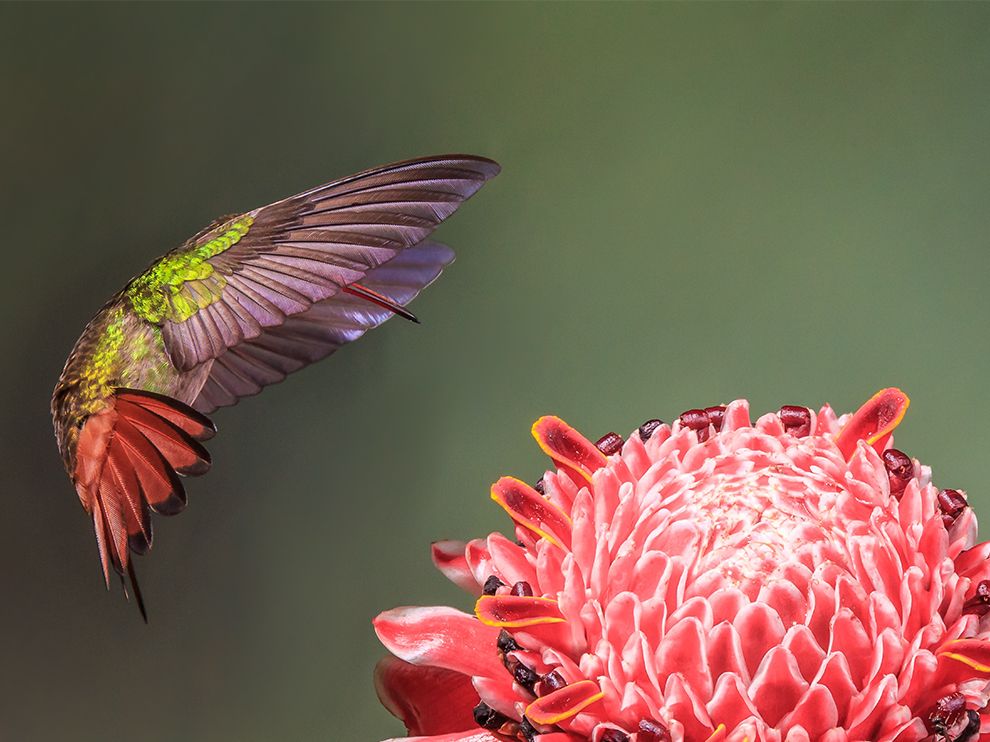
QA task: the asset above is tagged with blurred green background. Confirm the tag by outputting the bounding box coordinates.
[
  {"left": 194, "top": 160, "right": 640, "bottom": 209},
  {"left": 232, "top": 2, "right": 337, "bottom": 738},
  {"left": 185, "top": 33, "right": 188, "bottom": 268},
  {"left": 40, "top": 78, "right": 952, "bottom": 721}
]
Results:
[{"left": 2, "top": 2, "right": 989, "bottom": 740}]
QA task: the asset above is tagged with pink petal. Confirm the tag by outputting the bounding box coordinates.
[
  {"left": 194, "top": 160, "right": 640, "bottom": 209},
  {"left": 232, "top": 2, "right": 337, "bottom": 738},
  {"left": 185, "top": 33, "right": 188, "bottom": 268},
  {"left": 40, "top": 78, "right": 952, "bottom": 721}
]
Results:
[
  {"left": 705, "top": 673, "right": 758, "bottom": 728},
  {"left": 532, "top": 415, "right": 607, "bottom": 482},
  {"left": 472, "top": 675, "right": 519, "bottom": 718},
  {"left": 706, "top": 622, "right": 750, "bottom": 685},
  {"left": 834, "top": 388, "right": 910, "bottom": 460},
  {"left": 663, "top": 673, "right": 715, "bottom": 741},
  {"left": 733, "top": 602, "right": 786, "bottom": 678},
  {"left": 374, "top": 657, "right": 478, "bottom": 735},
  {"left": 475, "top": 595, "right": 565, "bottom": 628},
  {"left": 656, "top": 616, "right": 713, "bottom": 699},
  {"left": 491, "top": 476, "right": 572, "bottom": 549},
  {"left": 829, "top": 609, "right": 873, "bottom": 687},
  {"left": 374, "top": 606, "right": 504, "bottom": 678},
  {"left": 815, "top": 653, "right": 858, "bottom": 722},
  {"left": 844, "top": 674, "right": 898, "bottom": 738},
  {"left": 780, "top": 684, "right": 839, "bottom": 738},
  {"left": 486, "top": 532, "right": 538, "bottom": 587},
  {"left": 757, "top": 580, "right": 808, "bottom": 629},
  {"left": 525, "top": 680, "right": 604, "bottom": 725},
  {"left": 431, "top": 541, "right": 482, "bottom": 595},
  {"left": 749, "top": 646, "right": 809, "bottom": 726},
  {"left": 781, "top": 625, "right": 826, "bottom": 683},
  {"left": 464, "top": 538, "right": 495, "bottom": 586}
]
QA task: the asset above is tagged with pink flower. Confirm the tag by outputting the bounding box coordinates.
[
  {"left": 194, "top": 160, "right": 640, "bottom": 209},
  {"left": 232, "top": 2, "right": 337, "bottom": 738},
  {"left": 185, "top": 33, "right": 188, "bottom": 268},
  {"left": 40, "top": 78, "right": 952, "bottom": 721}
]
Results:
[{"left": 373, "top": 389, "right": 990, "bottom": 741}]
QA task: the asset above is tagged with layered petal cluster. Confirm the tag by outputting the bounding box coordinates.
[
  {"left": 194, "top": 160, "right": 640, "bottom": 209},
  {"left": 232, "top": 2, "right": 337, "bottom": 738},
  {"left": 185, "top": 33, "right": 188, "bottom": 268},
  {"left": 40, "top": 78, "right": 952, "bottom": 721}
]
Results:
[{"left": 374, "top": 390, "right": 990, "bottom": 741}]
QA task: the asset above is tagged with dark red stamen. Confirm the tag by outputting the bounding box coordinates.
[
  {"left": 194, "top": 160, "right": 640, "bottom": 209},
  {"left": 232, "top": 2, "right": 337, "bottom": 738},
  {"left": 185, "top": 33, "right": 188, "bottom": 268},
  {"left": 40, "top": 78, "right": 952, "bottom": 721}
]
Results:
[
  {"left": 939, "top": 489, "right": 968, "bottom": 528},
  {"left": 511, "top": 581, "right": 534, "bottom": 597},
  {"left": 542, "top": 669, "right": 566, "bottom": 692},
  {"left": 929, "top": 692, "right": 966, "bottom": 733},
  {"left": 595, "top": 432, "right": 624, "bottom": 456},
  {"left": 600, "top": 731, "right": 629, "bottom": 742},
  {"left": 518, "top": 717, "right": 538, "bottom": 741},
  {"left": 958, "top": 710, "right": 981, "bottom": 742},
  {"left": 497, "top": 629, "right": 521, "bottom": 654},
  {"left": 704, "top": 405, "right": 727, "bottom": 431},
  {"left": 779, "top": 405, "right": 812, "bottom": 437},
  {"left": 882, "top": 449, "right": 913, "bottom": 497},
  {"left": 533, "top": 478, "right": 545, "bottom": 495},
  {"left": 473, "top": 701, "right": 509, "bottom": 730},
  {"left": 499, "top": 645, "right": 538, "bottom": 694},
  {"left": 512, "top": 660, "right": 539, "bottom": 693},
  {"left": 679, "top": 409, "right": 709, "bottom": 431},
  {"left": 679, "top": 410, "right": 708, "bottom": 441},
  {"left": 639, "top": 720, "right": 673, "bottom": 742},
  {"left": 680, "top": 408, "right": 724, "bottom": 442},
  {"left": 963, "top": 580, "right": 990, "bottom": 616},
  {"left": 483, "top": 575, "right": 505, "bottom": 595},
  {"left": 638, "top": 418, "right": 663, "bottom": 441}
]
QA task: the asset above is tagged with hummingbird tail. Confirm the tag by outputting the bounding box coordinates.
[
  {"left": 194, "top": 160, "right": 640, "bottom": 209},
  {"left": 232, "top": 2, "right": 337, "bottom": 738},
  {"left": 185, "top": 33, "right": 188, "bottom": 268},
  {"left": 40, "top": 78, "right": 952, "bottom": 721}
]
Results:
[
  {"left": 125, "top": 560, "right": 148, "bottom": 623},
  {"left": 74, "top": 390, "right": 216, "bottom": 615}
]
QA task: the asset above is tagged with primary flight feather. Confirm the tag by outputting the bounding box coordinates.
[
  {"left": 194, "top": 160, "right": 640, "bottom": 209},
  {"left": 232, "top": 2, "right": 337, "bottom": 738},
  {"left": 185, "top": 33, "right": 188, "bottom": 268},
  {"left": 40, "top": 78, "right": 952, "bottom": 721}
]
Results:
[{"left": 51, "top": 154, "right": 500, "bottom": 617}]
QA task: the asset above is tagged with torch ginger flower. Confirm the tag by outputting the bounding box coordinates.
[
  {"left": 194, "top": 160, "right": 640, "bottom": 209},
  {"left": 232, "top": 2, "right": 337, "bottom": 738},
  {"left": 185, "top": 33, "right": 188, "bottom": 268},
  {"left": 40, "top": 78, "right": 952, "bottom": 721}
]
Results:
[{"left": 373, "top": 389, "right": 990, "bottom": 741}]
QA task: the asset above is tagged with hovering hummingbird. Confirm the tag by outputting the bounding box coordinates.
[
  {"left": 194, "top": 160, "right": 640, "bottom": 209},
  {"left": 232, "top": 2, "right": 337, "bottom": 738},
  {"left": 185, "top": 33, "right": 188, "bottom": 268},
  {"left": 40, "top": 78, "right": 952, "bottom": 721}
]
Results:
[{"left": 51, "top": 154, "right": 500, "bottom": 618}]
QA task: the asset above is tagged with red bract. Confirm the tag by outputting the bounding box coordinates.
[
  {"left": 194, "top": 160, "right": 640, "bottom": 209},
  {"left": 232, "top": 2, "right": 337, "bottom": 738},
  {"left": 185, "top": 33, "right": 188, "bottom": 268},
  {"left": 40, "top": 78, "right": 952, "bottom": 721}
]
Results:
[{"left": 374, "top": 389, "right": 990, "bottom": 741}]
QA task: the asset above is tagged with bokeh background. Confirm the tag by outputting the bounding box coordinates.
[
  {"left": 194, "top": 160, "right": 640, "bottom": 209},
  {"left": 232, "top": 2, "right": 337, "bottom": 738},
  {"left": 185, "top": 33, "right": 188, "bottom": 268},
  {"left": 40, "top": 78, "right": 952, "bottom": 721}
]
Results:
[{"left": 2, "top": 3, "right": 990, "bottom": 740}]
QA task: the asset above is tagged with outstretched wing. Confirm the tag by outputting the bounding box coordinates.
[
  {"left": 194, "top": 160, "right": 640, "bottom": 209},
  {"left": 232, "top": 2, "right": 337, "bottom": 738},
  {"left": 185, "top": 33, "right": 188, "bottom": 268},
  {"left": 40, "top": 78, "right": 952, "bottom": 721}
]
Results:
[
  {"left": 193, "top": 240, "right": 453, "bottom": 413},
  {"left": 124, "top": 154, "right": 500, "bottom": 372}
]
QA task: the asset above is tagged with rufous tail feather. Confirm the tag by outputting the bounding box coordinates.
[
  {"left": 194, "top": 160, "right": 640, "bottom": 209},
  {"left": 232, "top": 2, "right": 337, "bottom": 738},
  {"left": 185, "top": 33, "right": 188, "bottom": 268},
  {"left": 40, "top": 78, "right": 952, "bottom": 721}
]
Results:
[{"left": 74, "top": 389, "right": 215, "bottom": 619}]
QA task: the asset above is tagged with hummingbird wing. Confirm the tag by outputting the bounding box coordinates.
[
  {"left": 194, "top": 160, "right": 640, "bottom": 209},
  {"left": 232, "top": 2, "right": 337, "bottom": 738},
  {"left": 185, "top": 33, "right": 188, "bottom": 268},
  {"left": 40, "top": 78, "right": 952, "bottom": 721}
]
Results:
[
  {"left": 124, "top": 155, "right": 499, "bottom": 375},
  {"left": 193, "top": 239, "right": 453, "bottom": 413}
]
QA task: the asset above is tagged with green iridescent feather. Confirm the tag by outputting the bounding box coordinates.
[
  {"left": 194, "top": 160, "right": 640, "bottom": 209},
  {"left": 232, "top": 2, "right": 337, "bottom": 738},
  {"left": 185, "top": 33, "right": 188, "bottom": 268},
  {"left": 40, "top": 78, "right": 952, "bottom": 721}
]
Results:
[
  {"left": 125, "top": 216, "right": 254, "bottom": 323},
  {"left": 76, "top": 305, "right": 127, "bottom": 409}
]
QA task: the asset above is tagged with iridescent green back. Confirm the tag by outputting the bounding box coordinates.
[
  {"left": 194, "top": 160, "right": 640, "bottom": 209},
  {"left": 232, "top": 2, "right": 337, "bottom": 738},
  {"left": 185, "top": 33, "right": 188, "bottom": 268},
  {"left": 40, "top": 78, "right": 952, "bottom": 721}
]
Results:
[{"left": 125, "top": 216, "right": 254, "bottom": 324}]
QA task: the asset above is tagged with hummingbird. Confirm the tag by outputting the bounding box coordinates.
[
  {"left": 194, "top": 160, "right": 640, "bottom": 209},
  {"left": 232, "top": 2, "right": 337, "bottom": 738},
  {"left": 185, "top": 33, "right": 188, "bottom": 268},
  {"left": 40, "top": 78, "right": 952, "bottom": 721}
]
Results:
[{"left": 51, "top": 154, "right": 500, "bottom": 618}]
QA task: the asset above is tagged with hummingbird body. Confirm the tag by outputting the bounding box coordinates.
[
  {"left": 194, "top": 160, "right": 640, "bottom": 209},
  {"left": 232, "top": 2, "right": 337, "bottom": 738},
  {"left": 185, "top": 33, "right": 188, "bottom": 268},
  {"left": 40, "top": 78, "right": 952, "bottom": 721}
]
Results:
[
  {"left": 54, "top": 303, "right": 183, "bottom": 464},
  {"left": 53, "top": 214, "right": 252, "bottom": 472},
  {"left": 51, "top": 155, "right": 500, "bottom": 615}
]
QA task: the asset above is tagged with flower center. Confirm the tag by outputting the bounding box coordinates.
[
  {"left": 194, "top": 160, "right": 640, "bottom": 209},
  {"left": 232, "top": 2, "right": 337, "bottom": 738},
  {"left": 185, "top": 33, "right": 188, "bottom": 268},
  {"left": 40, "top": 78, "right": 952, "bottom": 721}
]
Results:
[{"left": 694, "top": 482, "right": 803, "bottom": 589}]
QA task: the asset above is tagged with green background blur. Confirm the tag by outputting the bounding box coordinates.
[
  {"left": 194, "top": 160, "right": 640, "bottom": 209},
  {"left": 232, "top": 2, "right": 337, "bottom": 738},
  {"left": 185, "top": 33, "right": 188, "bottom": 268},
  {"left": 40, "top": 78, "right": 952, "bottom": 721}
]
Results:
[{"left": 2, "top": 2, "right": 989, "bottom": 740}]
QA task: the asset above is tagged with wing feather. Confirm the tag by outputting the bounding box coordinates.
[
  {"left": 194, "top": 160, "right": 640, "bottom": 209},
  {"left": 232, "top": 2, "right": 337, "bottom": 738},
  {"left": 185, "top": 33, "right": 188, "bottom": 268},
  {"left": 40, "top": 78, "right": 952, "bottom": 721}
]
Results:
[
  {"left": 127, "top": 155, "right": 497, "bottom": 371},
  {"left": 225, "top": 278, "right": 285, "bottom": 326},
  {"left": 193, "top": 241, "right": 455, "bottom": 413},
  {"left": 207, "top": 297, "right": 245, "bottom": 347}
]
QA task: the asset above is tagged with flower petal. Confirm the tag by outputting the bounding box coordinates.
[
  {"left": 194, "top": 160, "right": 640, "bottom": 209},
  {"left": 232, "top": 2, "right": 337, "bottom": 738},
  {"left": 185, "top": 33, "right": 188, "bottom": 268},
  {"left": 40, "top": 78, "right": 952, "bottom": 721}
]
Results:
[
  {"left": 374, "top": 606, "right": 504, "bottom": 678},
  {"left": 733, "top": 602, "right": 786, "bottom": 678},
  {"left": 525, "top": 680, "right": 604, "bottom": 725},
  {"left": 491, "top": 476, "right": 572, "bottom": 549},
  {"left": 706, "top": 672, "right": 759, "bottom": 729},
  {"left": 475, "top": 595, "right": 565, "bottom": 628},
  {"left": 779, "top": 684, "right": 839, "bottom": 738},
  {"left": 374, "top": 656, "right": 479, "bottom": 735},
  {"left": 833, "top": 388, "right": 910, "bottom": 460},
  {"left": 532, "top": 415, "right": 607, "bottom": 482},
  {"left": 749, "top": 646, "right": 809, "bottom": 727},
  {"left": 935, "top": 638, "right": 990, "bottom": 685},
  {"left": 432, "top": 541, "right": 482, "bottom": 595}
]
